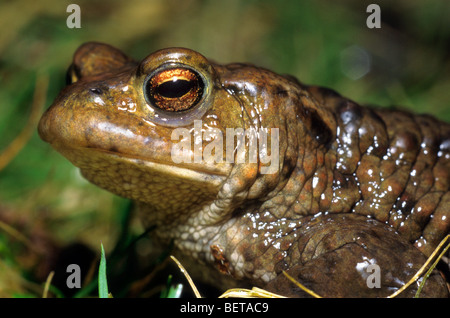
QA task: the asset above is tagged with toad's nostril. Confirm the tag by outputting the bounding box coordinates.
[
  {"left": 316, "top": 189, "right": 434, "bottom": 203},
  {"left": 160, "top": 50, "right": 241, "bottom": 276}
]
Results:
[{"left": 90, "top": 87, "right": 103, "bottom": 95}]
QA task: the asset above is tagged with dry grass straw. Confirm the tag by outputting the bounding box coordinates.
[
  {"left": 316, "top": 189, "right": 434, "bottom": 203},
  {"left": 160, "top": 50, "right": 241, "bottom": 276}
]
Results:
[{"left": 0, "top": 74, "right": 48, "bottom": 171}]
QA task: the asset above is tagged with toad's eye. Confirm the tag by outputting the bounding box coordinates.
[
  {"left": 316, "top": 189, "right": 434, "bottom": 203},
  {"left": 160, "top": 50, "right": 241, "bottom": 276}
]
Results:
[{"left": 144, "top": 67, "right": 204, "bottom": 112}]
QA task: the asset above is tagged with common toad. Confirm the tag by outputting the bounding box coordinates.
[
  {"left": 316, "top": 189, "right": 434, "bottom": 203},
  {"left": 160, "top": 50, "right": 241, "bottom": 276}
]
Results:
[{"left": 38, "top": 42, "right": 449, "bottom": 297}]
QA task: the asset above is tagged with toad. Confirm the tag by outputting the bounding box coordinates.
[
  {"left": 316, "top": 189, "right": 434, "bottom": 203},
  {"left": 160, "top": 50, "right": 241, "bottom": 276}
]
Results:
[{"left": 38, "top": 42, "right": 449, "bottom": 297}]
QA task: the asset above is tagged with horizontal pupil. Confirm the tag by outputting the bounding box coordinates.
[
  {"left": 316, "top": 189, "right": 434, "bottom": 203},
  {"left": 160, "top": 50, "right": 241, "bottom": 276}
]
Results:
[{"left": 156, "top": 79, "right": 196, "bottom": 98}]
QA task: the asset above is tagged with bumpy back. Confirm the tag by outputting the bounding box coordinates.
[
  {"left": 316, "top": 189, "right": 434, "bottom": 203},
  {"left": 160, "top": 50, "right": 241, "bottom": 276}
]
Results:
[{"left": 307, "top": 85, "right": 450, "bottom": 256}]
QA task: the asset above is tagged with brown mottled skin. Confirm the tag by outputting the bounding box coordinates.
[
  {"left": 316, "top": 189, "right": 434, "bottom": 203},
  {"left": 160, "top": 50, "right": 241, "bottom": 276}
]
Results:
[{"left": 39, "top": 42, "right": 450, "bottom": 297}]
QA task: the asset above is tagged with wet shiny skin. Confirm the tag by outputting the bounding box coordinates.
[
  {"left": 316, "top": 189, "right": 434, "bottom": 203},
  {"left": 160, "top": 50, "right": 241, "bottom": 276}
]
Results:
[{"left": 39, "top": 42, "right": 449, "bottom": 297}]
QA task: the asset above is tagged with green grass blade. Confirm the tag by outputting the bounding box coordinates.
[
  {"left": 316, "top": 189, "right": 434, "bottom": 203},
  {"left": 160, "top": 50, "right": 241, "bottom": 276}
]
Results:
[
  {"left": 166, "top": 284, "right": 183, "bottom": 298},
  {"left": 160, "top": 275, "right": 183, "bottom": 298},
  {"left": 98, "top": 244, "right": 109, "bottom": 298}
]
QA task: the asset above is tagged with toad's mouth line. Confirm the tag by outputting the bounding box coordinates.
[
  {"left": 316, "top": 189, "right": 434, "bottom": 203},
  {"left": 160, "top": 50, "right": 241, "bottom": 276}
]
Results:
[{"left": 55, "top": 144, "right": 230, "bottom": 185}]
